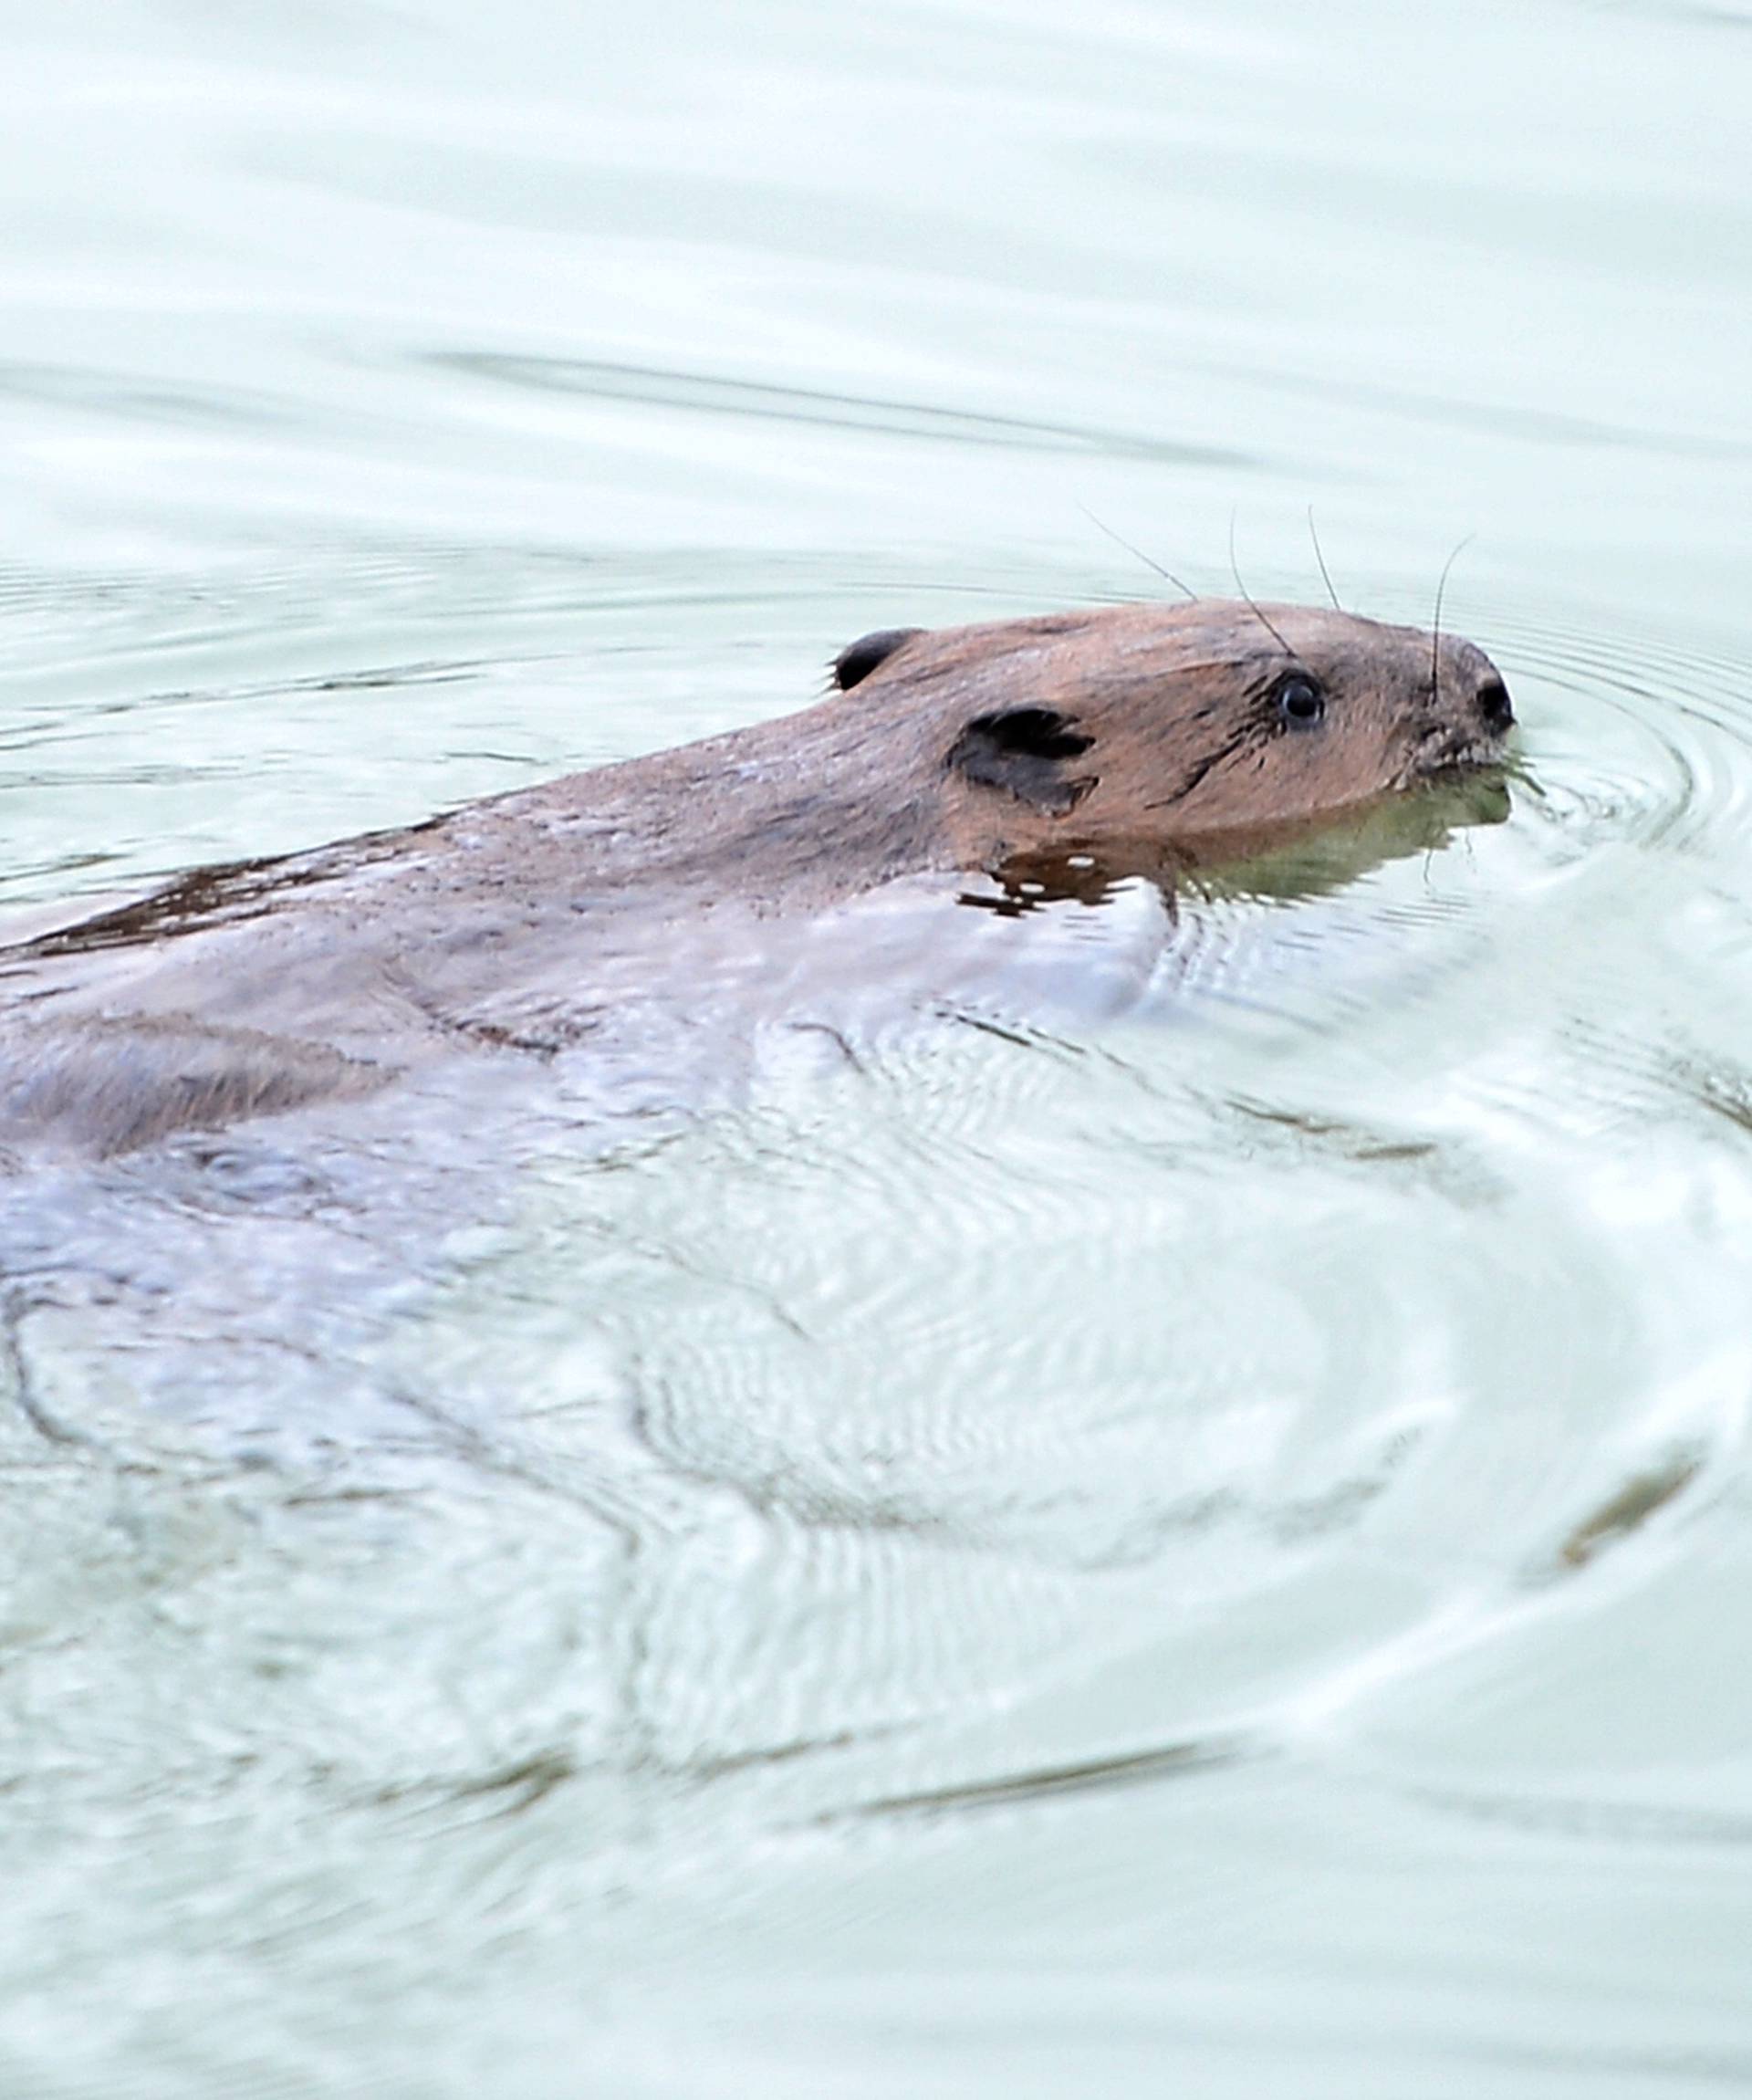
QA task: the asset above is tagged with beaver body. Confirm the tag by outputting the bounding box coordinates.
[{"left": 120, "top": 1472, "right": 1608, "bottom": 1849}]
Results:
[{"left": 0, "top": 600, "right": 1511, "bottom": 1157}]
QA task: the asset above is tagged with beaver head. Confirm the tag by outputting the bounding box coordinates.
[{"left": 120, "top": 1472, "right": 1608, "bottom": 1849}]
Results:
[{"left": 829, "top": 600, "right": 1512, "bottom": 879}]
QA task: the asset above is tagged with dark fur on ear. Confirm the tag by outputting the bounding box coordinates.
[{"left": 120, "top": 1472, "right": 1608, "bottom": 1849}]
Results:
[
  {"left": 833, "top": 627, "right": 925, "bottom": 692},
  {"left": 946, "top": 707, "right": 1097, "bottom": 816}
]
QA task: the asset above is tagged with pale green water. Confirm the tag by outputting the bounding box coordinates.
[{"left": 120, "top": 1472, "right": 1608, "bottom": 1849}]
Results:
[{"left": 2, "top": 2, "right": 1751, "bottom": 2095}]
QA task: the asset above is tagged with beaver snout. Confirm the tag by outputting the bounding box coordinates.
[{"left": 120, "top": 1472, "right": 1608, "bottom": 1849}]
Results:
[{"left": 1475, "top": 673, "right": 1514, "bottom": 732}]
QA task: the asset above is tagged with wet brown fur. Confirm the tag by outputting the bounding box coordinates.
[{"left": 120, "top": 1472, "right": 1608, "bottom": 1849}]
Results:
[{"left": 0, "top": 600, "right": 1510, "bottom": 1154}]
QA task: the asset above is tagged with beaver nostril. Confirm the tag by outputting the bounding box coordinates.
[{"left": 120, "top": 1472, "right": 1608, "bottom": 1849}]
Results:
[{"left": 1476, "top": 676, "right": 1514, "bottom": 731}]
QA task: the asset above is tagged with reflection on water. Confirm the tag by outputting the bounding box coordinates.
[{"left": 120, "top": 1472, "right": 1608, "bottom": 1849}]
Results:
[{"left": 2, "top": 1, "right": 1751, "bottom": 2096}]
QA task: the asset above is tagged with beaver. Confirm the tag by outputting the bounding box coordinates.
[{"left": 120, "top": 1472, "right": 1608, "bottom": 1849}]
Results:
[{"left": 0, "top": 599, "right": 1511, "bottom": 1156}]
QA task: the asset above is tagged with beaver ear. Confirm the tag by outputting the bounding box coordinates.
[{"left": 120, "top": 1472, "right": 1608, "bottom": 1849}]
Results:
[
  {"left": 833, "top": 627, "right": 925, "bottom": 692},
  {"left": 946, "top": 707, "right": 1097, "bottom": 817}
]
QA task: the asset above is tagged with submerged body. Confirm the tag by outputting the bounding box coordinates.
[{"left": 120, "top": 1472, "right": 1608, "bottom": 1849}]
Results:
[{"left": 0, "top": 600, "right": 1512, "bottom": 1156}]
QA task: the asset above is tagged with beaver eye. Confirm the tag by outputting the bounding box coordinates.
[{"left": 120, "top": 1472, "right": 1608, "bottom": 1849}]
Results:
[{"left": 1275, "top": 675, "right": 1325, "bottom": 730}]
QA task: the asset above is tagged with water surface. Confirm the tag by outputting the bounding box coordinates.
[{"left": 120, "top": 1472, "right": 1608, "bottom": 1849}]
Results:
[{"left": 2, "top": 2, "right": 1750, "bottom": 2095}]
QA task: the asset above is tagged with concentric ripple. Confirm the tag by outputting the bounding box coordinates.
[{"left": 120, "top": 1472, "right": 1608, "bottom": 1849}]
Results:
[{"left": 1487, "top": 607, "right": 1752, "bottom": 858}]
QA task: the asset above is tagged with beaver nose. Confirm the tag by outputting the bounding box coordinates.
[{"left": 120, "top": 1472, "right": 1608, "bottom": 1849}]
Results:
[{"left": 1475, "top": 674, "right": 1514, "bottom": 732}]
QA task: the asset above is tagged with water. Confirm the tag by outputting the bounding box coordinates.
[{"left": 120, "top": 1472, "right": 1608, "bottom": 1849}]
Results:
[{"left": 1, "top": 1, "right": 1750, "bottom": 2093}]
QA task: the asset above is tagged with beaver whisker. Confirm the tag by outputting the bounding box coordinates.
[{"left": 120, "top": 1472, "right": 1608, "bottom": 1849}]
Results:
[
  {"left": 1078, "top": 507, "right": 1198, "bottom": 603},
  {"left": 1228, "top": 512, "right": 1301, "bottom": 667},
  {"left": 1415, "top": 733, "right": 1501, "bottom": 776},
  {"left": 1429, "top": 534, "right": 1475, "bottom": 705},
  {"left": 1307, "top": 507, "right": 1343, "bottom": 613}
]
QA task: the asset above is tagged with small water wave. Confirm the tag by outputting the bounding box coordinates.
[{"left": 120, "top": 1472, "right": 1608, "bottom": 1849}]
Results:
[
  {"left": 1489, "top": 609, "right": 1752, "bottom": 859},
  {"left": 423, "top": 350, "right": 1257, "bottom": 469}
]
